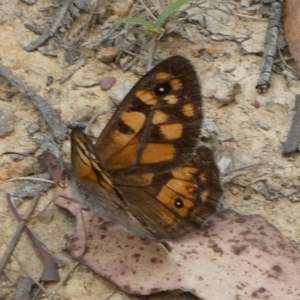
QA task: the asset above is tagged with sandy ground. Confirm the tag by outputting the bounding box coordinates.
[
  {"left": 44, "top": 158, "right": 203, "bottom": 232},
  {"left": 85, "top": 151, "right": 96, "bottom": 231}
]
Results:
[{"left": 1, "top": 0, "right": 300, "bottom": 299}]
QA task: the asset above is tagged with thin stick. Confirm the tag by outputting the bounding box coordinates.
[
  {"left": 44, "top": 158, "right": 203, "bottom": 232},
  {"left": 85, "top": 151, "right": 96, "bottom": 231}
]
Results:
[
  {"left": 1, "top": 177, "right": 54, "bottom": 184},
  {"left": 146, "top": 34, "right": 157, "bottom": 71},
  {"left": 282, "top": 95, "right": 300, "bottom": 154},
  {"left": 102, "top": 288, "right": 117, "bottom": 300},
  {"left": 60, "top": 58, "right": 85, "bottom": 83},
  {"left": 139, "top": 0, "right": 157, "bottom": 22},
  {"left": 222, "top": 161, "right": 266, "bottom": 176},
  {"left": 0, "top": 62, "right": 67, "bottom": 142},
  {"left": 277, "top": 46, "right": 299, "bottom": 78},
  {"left": 0, "top": 194, "right": 40, "bottom": 276},
  {"left": 50, "top": 0, "right": 73, "bottom": 35},
  {"left": 0, "top": 235, "right": 49, "bottom": 295},
  {"left": 7, "top": 196, "right": 60, "bottom": 282},
  {"left": 79, "top": 110, "right": 112, "bottom": 134},
  {"left": 256, "top": 1, "right": 283, "bottom": 93},
  {"left": 47, "top": 262, "right": 79, "bottom": 300},
  {"left": 24, "top": 27, "right": 51, "bottom": 52}
]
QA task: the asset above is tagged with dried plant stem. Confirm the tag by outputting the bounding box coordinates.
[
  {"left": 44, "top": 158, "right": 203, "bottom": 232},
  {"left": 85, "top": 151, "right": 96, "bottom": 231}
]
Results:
[
  {"left": 0, "top": 193, "right": 40, "bottom": 276},
  {"left": 48, "top": 262, "right": 79, "bottom": 300},
  {"left": 0, "top": 62, "right": 67, "bottom": 142}
]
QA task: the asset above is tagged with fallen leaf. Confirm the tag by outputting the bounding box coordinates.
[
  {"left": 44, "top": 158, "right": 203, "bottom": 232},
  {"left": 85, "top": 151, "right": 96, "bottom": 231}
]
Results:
[
  {"left": 53, "top": 181, "right": 300, "bottom": 299},
  {"left": 284, "top": 0, "right": 300, "bottom": 67}
]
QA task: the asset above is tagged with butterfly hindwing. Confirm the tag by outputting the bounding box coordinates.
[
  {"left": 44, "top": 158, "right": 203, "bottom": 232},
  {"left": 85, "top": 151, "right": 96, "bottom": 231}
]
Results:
[{"left": 114, "top": 146, "right": 222, "bottom": 240}]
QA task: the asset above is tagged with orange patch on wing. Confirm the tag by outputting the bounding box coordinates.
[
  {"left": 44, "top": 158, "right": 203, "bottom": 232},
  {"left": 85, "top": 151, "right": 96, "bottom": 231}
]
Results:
[
  {"left": 97, "top": 178, "right": 116, "bottom": 194},
  {"left": 200, "top": 190, "right": 209, "bottom": 201},
  {"left": 140, "top": 143, "right": 175, "bottom": 164},
  {"left": 75, "top": 146, "right": 94, "bottom": 178},
  {"left": 121, "top": 173, "right": 155, "bottom": 186},
  {"left": 75, "top": 146, "right": 116, "bottom": 193},
  {"left": 152, "top": 110, "right": 169, "bottom": 124},
  {"left": 199, "top": 172, "right": 207, "bottom": 182},
  {"left": 159, "top": 123, "right": 183, "bottom": 140},
  {"left": 135, "top": 90, "right": 158, "bottom": 105},
  {"left": 121, "top": 111, "right": 146, "bottom": 133},
  {"left": 155, "top": 204, "right": 175, "bottom": 225},
  {"left": 93, "top": 163, "right": 114, "bottom": 186},
  {"left": 157, "top": 184, "right": 194, "bottom": 217},
  {"left": 170, "top": 79, "right": 182, "bottom": 91},
  {"left": 172, "top": 166, "right": 198, "bottom": 180},
  {"left": 112, "top": 129, "right": 134, "bottom": 147},
  {"left": 156, "top": 72, "right": 172, "bottom": 80},
  {"left": 138, "top": 173, "right": 154, "bottom": 185},
  {"left": 107, "top": 143, "right": 138, "bottom": 169},
  {"left": 76, "top": 157, "right": 96, "bottom": 180},
  {"left": 182, "top": 103, "right": 195, "bottom": 117},
  {"left": 166, "top": 179, "right": 196, "bottom": 199},
  {"left": 163, "top": 94, "right": 178, "bottom": 104}
]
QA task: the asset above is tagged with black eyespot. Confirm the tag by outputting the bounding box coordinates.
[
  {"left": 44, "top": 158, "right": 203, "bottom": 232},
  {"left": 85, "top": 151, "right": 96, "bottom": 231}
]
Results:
[
  {"left": 174, "top": 198, "right": 184, "bottom": 208},
  {"left": 154, "top": 82, "right": 172, "bottom": 96}
]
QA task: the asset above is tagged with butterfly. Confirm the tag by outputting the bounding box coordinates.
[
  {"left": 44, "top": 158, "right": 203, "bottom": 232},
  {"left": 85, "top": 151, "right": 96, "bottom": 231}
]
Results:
[{"left": 70, "top": 56, "right": 222, "bottom": 241}]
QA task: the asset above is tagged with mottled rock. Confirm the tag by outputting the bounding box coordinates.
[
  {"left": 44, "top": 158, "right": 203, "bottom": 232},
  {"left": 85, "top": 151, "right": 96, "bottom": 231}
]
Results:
[
  {"left": 109, "top": 80, "right": 135, "bottom": 104},
  {"left": 202, "top": 69, "right": 241, "bottom": 104},
  {"left": 97, "top": 47, "right": 118, "bottom": 63},
  {"left": 73, "top": 107, "right": 94, "bottom": 122},
  {"left": 112, "top": 1, "right": 131, "bottom": 17},
  {"left": 0, "top": 108, "right": 14, "bottom": 137},
  {"left": 27, "top": 122, "right": 40, "bottom": 135}
]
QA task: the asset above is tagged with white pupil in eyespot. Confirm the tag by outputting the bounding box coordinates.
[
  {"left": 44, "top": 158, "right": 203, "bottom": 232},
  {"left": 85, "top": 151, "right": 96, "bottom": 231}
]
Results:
[{"left": 175, "top": 199, "right": 183, "bottom": 208}]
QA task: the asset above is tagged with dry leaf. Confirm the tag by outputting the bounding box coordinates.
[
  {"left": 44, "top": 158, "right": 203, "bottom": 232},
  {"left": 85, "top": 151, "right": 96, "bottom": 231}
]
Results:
[
  {"left": 284, "top": 0, "right": 300, "bottom": 67},
  {"left": 53, "top": 181, "right": 300, "bottom": 299}
]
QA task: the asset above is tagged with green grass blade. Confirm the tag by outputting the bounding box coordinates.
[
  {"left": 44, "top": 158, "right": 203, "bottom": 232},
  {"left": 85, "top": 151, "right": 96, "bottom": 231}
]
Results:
[
  {"left": 116, "top": 17, "right": 153, "bottom": 28},
  {"left": 155, "top": 0, "right": 191, "bottom": 28},
  {"left": 144, "top": 26, "right": 165, "bottom": 35}
]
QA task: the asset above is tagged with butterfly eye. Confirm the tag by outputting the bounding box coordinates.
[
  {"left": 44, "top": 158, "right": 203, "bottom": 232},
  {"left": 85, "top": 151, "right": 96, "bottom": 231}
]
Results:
[
  {"left": 154, "top": 81, "right": 172, "bottom": 96},
  {"left": 174, "top": 198, "right": 184, "bottom": 208}
]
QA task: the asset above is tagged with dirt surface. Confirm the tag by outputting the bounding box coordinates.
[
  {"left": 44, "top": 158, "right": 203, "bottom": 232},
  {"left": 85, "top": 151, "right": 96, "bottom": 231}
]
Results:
[{"left": 0, "top": 1, "right": 300, "bottom": 299}]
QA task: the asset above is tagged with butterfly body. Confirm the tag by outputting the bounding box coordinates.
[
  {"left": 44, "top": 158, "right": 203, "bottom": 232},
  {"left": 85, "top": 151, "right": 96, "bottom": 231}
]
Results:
[{"left": 71, "top": 56, "right": 222, "bottom": 241}]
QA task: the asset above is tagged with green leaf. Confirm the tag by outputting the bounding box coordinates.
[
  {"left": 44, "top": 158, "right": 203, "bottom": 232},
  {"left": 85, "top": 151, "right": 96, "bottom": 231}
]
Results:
[
  {"left": 144, "top": 26, "right": 165, "bottom": 35},
  {"left": 116, "top": 17, "right": 153, "bottom": 28},
  {"left": 155, "top": 0, "right": 191, "bottom": 28}
]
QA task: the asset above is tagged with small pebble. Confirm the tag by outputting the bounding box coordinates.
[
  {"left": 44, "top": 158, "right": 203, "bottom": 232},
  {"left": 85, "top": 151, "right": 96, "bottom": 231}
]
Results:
[
  {"left": 97, "top": 47, "right": 118, "bottom": 63},
  {"left": 20, "top": 0, "right": 35, "bottom": 5},
  {"left": 27, "top": 122, "right": 40, "bottom": 135},
  {"left": 109, "top": 80, "right": 135, "bottom": 104},
  {"left": 46, "top": 75, "right": 54, "bottom": 86},
  {"left": 112, "top": 1, "right": 131, "bottom": 17},
  {"left": 14, "top": 8, "right": 23, "bottom": 17},
  {"left": 0, "top": 108, "right": 14, "bottom": 137},
  {"left": 73, "top": 107, "right": 94, "bottom": 122},
  {"left": 100, "top": 77, "right": 116, "bottom": 90}
]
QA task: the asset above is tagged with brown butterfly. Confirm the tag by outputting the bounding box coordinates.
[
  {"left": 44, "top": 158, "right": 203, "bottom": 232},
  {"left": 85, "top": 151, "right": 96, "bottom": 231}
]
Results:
[{"left": 70, "top": 56, "right": 222, "bottom": 241}]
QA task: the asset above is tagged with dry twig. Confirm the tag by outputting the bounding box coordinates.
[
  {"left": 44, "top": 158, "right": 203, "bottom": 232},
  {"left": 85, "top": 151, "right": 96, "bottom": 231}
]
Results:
[
  {"left": 0, "top": 62, "right": 67, "bottom": 142},
  {"left": 256, "top": 1, "right": 283, "bottom": 93},
  {"left": 282, "top": 95, "right": 300, "bottom": 154},
  {"left": 0, "top": 194, "right": 40, "bottom": 276},
  {"left": 7, "top": 195, "right": 60, "bottom": 282}
]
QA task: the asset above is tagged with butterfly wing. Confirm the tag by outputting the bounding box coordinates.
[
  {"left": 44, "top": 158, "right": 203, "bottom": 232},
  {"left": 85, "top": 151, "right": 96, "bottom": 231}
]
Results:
[
  {"left": 113, "top": 146, "right": 222, "bottom": 240},
  {"left": 71, "top": 127, "right": 158, "bottom": 239},
  {"left": 95, "top": 56, "right": 202, "bottom": 175},
  {"left": 71, "top": 56, "right": 222, "bottom": 241}
]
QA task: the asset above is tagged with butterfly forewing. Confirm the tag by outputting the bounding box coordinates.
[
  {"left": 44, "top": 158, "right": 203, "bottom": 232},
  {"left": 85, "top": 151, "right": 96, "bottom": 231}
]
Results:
[{"left": 95, "top": 56, "right": 202, "bottom": 174}]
